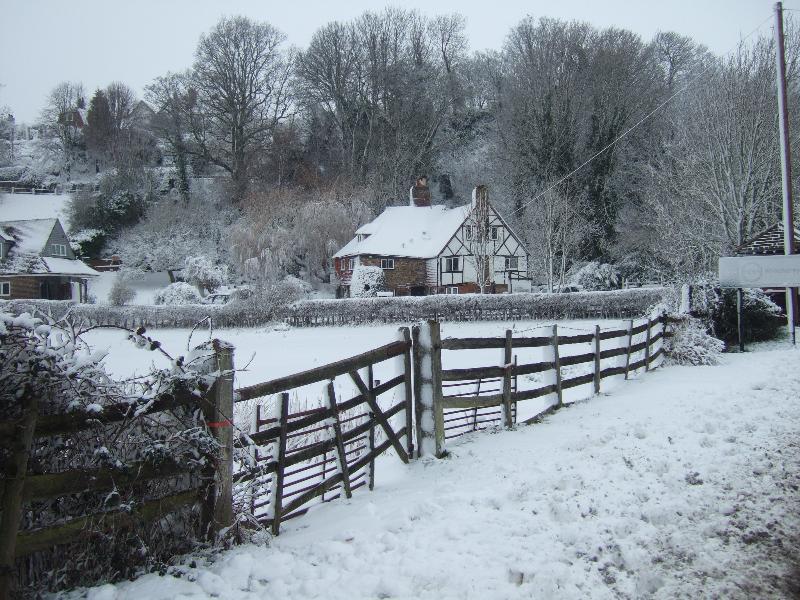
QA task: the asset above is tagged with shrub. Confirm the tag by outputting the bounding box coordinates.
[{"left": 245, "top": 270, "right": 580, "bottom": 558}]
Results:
[
  {"left": 665, "top": 316, "right": 725, "bottom": 365},
  {"left": 154, "top": 282, "right": 202, "bottom": 306},
  {"left": 350, "top": 265, "right": 386, "bottom": 297},
  {"left": 183, "top": 255, "right": 228, "bottom": 295},
  {"left": 570, "top": 262, "right": 621, "bottom": 291},
  {"left": 108, "top": 274, "right": 135, "bottom": 306},
  {"left": 691, "top": 284, "right": 784, "bottom": 345}
]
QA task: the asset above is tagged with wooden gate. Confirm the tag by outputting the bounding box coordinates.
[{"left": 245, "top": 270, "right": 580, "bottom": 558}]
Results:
[{"left": 234, "top": 328, "right": 413, "bottom": 535}]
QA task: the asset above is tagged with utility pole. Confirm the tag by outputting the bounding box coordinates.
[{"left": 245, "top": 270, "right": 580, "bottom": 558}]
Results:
[{"left": 775, "top": 2, "right": 797, "bottom": 345}]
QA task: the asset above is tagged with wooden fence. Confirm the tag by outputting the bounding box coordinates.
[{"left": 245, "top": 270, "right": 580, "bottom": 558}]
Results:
[
  {"left": 412, "top": 314, "right": 670, "bottom": 457},
  {"left": 233, "top": 329, "right": 414, "bottom": 535},
  {"left": 0, "top": 342, "right": 234, "bottom": 599}
]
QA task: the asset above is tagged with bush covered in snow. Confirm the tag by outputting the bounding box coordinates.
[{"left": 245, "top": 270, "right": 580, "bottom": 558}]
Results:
[
  {"left": 690, "top": 284, "right": 784, "bottom": 345},
  {"left": 154, "top": 281, "right": 203, "bottom": 306},
  {"left": 350, "top": 265, "right": 386, "bottom": 297},
  {"left": 183, "top": 254, "right": 228, "bottom": 295},
  {"left": 570, "top": 262, "right": 621, "bottom": 291},
  {"left": 664, "top": 316, "right": 725, "bottom": 365},
  {"left": 108, "top": 273, "right": 136, "bottom": 306}
]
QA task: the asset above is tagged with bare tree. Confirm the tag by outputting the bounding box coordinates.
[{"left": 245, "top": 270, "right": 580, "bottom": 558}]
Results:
[
  {"left": 40, "top": 81, "right": 85, "bottom": 176},
  {"left": 188, "top": 16, "right": 293, "bottom": 203}
]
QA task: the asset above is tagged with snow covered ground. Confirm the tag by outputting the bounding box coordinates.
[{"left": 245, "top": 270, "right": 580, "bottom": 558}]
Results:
[{"left": 71, "top": 340, "right": 800, "bottom": 599}]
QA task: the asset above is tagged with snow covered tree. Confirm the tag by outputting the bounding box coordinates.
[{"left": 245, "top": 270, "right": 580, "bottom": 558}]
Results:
[
  {"left": 154, "top": 281, "right": 202, "bottom": 305},
  {"left": 40, "top": 81, "right": 86, "bottom": 178},
  {"left": 85, "top": 89, "right": 113, "bottom": 162},
  {"left": 183, "top": 255, "right": 227, "bottom": 295}
]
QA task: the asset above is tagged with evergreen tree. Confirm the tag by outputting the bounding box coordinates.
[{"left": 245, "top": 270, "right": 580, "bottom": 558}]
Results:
[{"left": 85, "top": 89, "right": 113, "bottom": 164}]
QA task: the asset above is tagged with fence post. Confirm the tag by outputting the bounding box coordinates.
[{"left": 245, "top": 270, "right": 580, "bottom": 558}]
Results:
[
  {"left": 271, "top": 393, "right": 289, "bottom": 536},
  {"left": 411, "top": 320, "right": 445, "bottom": 457},
  {"left": 624, "top": 319, "right": 634, "bottom": 380},
  {"left": 551, "top": 324, "right": 563, "bottom": 408},
  {"left": 501, "top": 330, "right": 514, "bottom": 428},
  {"left": 0, "top": 395, "right": 38, "bottom": 599},
  {"left": 644, "top": 318, "right": 652, "bottom": 372},
  {"left": 399, "top": 327, "right": 414, "bottom": 458},
  {"left": 594, "top": 324, "right": 601, "bottom": 394},
  {"left": 199, "top": 340, "right": 234, "bottom": 541}
]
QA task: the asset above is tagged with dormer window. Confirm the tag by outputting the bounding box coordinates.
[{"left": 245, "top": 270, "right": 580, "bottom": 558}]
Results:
[
  {"left": 52, "top": 243, "right": 67, "bottom": 257},
  {"left": 0, "top": 242, "right": 5, "bottom": 260},
  {"left": 357, "top": 234, "right": 370, "bottom": 242}
]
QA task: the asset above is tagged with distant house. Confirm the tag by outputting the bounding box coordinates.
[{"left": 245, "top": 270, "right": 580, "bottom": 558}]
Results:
[
  {"left": 0, "top": 218, "right": 98, "bottom": 301},
  {"left": 333, "top": 179, "right": 530, "bottom": 297}
]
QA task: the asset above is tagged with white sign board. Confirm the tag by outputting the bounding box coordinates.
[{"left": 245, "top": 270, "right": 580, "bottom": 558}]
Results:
[{"left": 719, "top": 255, "right": 800, "bottom": 287}]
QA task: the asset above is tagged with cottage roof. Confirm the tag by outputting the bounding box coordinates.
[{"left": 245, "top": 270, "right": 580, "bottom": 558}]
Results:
[
  {"left": 334, "top": 204, "right": 471, "bottom": 259},
  {"left": 734, "top": 222, "right": 800, "bottom": 256},
  {"left": 0, "top": 219, "right": 59, "bottom": 254}
]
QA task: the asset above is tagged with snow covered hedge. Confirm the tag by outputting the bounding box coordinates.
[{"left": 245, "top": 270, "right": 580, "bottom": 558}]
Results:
[
  {"left": 2, "top": 288, "right": 668, "bottom": 329},
  {"left": 350, "top": 265, "right": 386, "bottom": 297},
  {"left": 689, "top": 284, "right": 784, "bottom": 345}
]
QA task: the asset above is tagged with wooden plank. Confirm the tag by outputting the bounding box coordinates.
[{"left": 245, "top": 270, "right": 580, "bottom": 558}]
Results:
[
  {"left": 514, "top": 362, "right": 554, "bottom": 376},
  {"left": 236, "top": 340, "right": 409, "bottom": 401},
  {"left": 552, "top": 325, "right": 563, "bottom": 408},
  {"left": 507, "top": 336, "right": 551, "bottom": 348},
  {"left": 514, "top": 384, "right": 557, "bottom": 402},
  {"left": 16, "top": 460, "right": 196, "bottom": 502},
  {"left": 559, "top": 352, "right": 596, "bottom": 367},
  {"left": 442, "top": 365, "right": 505, "bottom": 381},
  {"left": 349, "top": 371, "right": 410, "bottom": 464},
  {"left": 561, "top": 372, "right": 596, "bottom": 391},
  {"left": 624, "top": 319, "right": 634, "bottom": 380},
  {"left": 442, "top": 393, "right": 504, "bottom": 410},
  {"left": 14, "top": 489, "right": 197, "bottom": 558},
  {"left": 441, "top": 337, "right": 505, "bottom": 350},
  {"left": 326, "top": 382, "right": 352, "bottom": 499},
  {"left": 599, "top": 346, "right": 629, "bottom": 360},
  {"left": 0, "top": 388, "right": 198, "bottom": 440},
  {"left": 368, "top": 413, "right": 376, "bottom": 491},
  {"left": 644, "top": 318, "right": 652, "bottom": 372},
  {"left": 594, "top": 325, "right": 601, "bottom": 394},
  {"left": 271, "top": 393, "right": 289, "bottom": 536},
  {"left": 0, "top": 394, "right": 37, "bottom": 598},
  {"left": 411, "top": 324, "right": 425, "bottom": 459},
  {"left": 502, "top": 330, "right": 514, "bottom": 428},
  {"left": 599, "top": 328, "right": 628, "bottom": 340}
]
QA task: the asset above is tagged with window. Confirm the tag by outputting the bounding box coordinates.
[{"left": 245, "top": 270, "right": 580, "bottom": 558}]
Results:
[
  {"left": 0, "top": 281, "right": 9, "bottom": 297},
  {"left": 357, "top": 233, "right": 370, "bottom": 242},
  {"left": 464, "top": 225, "right": 473, "bottom": 240},
  {"left": 52, "top": 243, "right": 67, "bottom": 257},
  {"left": 0, "top": 242, "right": 5, "bottom": 259},
  {"left": 444, "top": 256, "right": 461, "bottom": 272},
  {"left": 490, "top": 226, "right": 500, "bottom": 241},
  {"left": 445, "top": 286, "right": 459, "bottom": 295},
  {"left": 380, "top": 258, "right": 395, "bottom": 270},
  {"left": 347, "top": 258, "right": 355, "bottom": 271},
  {"left": 505, "top": 256, "right": 519, "bottom": 270}
]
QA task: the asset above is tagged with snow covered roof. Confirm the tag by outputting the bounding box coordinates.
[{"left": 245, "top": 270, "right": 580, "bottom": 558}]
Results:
[
  {"left": 40, "top": 257, "right": 99, "bottom": 277},
  {"left": 0, "top": 219, "right": 58, "bottom": 254},
  {"left": 334, "top": 204, "right": 471, "bottom": 259}
]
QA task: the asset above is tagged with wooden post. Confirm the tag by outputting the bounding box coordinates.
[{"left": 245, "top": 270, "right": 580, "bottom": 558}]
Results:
[
  {"left": 199, "top": 340, "right": 234, "bottom": 541},
  {"left": 552, "top": 324, "right": 563, "bottom": 408},
  {"left": 368, "top": 413, "right": 376, "bottom": 491},
  {"left": 0, "top": 395, "right": 38, "bottom": 599},
  {"left": 624, "top": 319, "right": 634, "bottom": 380},
  {"left": 399, "top": 327, "right": 414, "bottom": 458},
  {"left": 326, "top": 381, "right": 352, "bottom": 499},
  {"left": 501, "top": 330, "right": 514, "bottom": 428},
  {"left": 737, "top": 288, "right": 745, "bottom": 352},
  {"left": 271, "top": 393, "right": 289, "bottom": 536},
  {"left": 594, "top": 324, "right": 601, "bottom": 394},
  {"left": 644, "top": 318, "right": 652, "bottom": 371},
  {"left": 411, "top": 320, "right": 445, "bottom": 457}
]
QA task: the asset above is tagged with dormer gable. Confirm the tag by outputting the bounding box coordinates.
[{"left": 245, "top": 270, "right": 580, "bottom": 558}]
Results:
[{"left": 0, "top": 218, "right": 76, "bottom": 260}]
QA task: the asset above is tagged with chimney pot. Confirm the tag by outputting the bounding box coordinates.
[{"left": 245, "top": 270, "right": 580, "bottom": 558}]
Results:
[{"left": 410, "top": 175, "right": 431, "bottom": 207}]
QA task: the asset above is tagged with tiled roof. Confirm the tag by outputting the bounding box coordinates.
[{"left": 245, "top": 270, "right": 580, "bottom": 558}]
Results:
[{"left": 734, "top": 222, "right": 800, "bottom": 256}]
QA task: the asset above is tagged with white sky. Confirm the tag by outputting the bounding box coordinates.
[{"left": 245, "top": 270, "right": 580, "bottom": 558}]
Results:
[{"left": 0, "top": 0, "right": 795, "bottom": 124}]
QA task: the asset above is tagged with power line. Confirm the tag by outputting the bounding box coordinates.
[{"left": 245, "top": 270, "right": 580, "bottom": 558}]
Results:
[{"left": 509, "top": 13, "right": 775, "bottom": 219}]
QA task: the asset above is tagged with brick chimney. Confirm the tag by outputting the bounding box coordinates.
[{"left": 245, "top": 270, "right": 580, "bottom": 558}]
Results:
[{"left": 409, "top": 175, "right": 431, "bottom": 207}]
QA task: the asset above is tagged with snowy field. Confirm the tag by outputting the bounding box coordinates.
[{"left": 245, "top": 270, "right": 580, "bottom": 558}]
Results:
[
  {"left": 82, "top": 318, "right": 639, "bottom": 425},
  {"left": 0, "top": 192, "right": 71, "bottom": 225},
  {"left": 72, "top": 341, "right": 800, "bottom": 599}
]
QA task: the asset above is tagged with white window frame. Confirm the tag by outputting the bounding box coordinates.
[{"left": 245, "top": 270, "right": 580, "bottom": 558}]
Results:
[
  {"left": 505, "top": 256, "right": 519, "bottom": 270},
  {"left": 490, "top": 226, "right": 500, "bottom": 241},
  {"left": 0, "top": 242, "right": 5, "bottom": 260},
  {"left": 380, "top": 258, "right": 395, "bottom": 269},
  {"left": 0, "top": 281, "right": 9, "bottom": 297},
  {"left": 347, "top": 258, "right": 355, "bottom": 271},
  {"left": 445, "top": 286, "right": 459, "bottom": 295},
  {"left": 52, "top": 243, "right": 67, "bottom": 257},
  {"left": 444, "top": 256, "right": 461, "bottom": 272},
  {"left": 464, "top": 225, "right": 473, "bottom": 240}
]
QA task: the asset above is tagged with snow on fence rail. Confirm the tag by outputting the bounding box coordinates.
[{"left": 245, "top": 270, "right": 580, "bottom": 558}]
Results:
[{"left": 1, "top": 288, "right": 668, "bottom": 330}]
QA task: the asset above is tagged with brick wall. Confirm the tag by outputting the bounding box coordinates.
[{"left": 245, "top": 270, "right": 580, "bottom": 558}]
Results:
[{"left": 360, "top": 256, "right": 427, "bottom": 294}]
